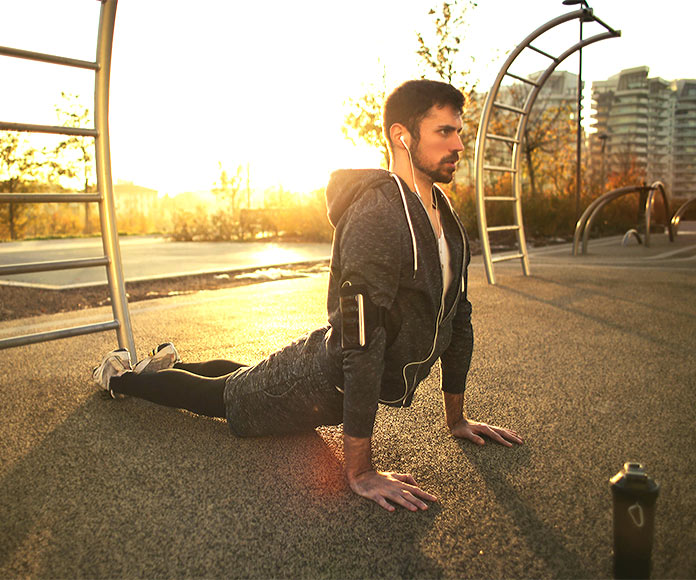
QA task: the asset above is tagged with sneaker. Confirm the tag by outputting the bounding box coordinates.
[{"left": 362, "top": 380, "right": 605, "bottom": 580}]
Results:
[
  {"left": 133, "top": 342, "right": 180, "bottom": 374},
  {"left": 92, "top": 348, "right": 132, "bottom": 398}
]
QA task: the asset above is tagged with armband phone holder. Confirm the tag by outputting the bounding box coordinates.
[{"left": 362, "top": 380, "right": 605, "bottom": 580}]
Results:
[{"left": 339, "top": 282, "right": 366, "bottom": 349}]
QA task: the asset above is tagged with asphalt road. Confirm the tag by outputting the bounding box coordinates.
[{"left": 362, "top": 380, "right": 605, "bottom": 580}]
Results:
[
  {"left": 0, "top": 234, "right": 695, "bottom": 578},
  {"left": 0, "top": 236, "right": 331, "bottom": 288}
]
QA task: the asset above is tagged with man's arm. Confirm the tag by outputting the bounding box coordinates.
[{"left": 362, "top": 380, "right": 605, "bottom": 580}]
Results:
[
  {"left": 443, "top": 392, "right": 524, "bottom": 446},
  {"left": 344, "top": 434, "right": 437, "bottom": 512}
]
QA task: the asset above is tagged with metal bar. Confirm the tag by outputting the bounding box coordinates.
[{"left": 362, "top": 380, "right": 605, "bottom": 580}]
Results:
[
  {"left": 0, "top": 256, "right": 109, "bottom": 276},
  {"left": 484, "top": 165, "right": 517, "bottom": 173},
  {"left": 474, "top": 9, "right": 620, "bottom": 284},
  {"left": 491, "top": 253, "right": 525, "bottom": 263},
  {"left": 0, "top": 320, "right": 120, "bottom": 350},
  {"left": 591, "top": 13, "right": 620, "bottom": 35},
  {"left": 504, "top": 72, "right": 539, "bottom": 86},
  {"left": 0, "top": 193, "right": 102, "bottom": 203},
  {"left": 493, "top": 101, "right": 526, "bottom": 115},
  {"left": 0, "top": 45, "right": 98, "bottom": 70},
  {"left": 644, "top": 181, "right": 674, "bottom": 246},
  {"left": 576, "top": 187, "right": 642, "bottom": 254},
  {"left": 484, "top": 196, "right": 518, "bottom": 202},
  {"left": 487, "top": 134, "right": 520, "bottom": 144},
  {"left": 488, "top": 225, "right": 520, "bottom": 232},
  {"left": 671, "top": 197, "right": 696, "bottom": 234},
  {"left": 94, "top": 0, "right": 136, "bottom": 361},
  {"left": 527, "top": 44, "right": 559, "bottom": 62},
  {"left": 0, "top": 121, "right": 97, "bottom": 137}
]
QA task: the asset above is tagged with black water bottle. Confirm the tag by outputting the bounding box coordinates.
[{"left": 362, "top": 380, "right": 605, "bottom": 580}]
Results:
[{"left": 610, "top": 462, "right": 660, "bottom": 579}]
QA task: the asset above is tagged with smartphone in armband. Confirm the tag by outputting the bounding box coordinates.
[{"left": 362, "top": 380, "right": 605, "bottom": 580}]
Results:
[{"left": 340, "top": 292, "right": 365, "bottom": 349}]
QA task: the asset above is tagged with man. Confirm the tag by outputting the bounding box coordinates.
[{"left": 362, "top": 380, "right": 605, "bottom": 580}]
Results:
[{"left": 93, "top": 79, "right": 522, "bottom": 513}]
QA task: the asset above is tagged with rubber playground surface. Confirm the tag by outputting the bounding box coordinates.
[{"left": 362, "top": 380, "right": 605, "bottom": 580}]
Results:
[{"left": 1, "top": 233, "right": 695, "bottom": 578}]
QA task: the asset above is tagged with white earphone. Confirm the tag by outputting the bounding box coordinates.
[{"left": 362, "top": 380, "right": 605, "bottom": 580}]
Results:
[{"left": 399, "top": 135, "right": 409, "bottom": 151}]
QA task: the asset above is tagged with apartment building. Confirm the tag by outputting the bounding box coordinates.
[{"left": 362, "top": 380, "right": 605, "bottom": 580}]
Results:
[{"left": 590, "top": 67, "right": 696, "bottom": 198}]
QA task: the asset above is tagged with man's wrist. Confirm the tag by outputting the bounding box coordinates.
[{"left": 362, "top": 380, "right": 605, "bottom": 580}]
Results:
[
  {"left": 443, "top": 392, "right": 465, "bottom": 430},
  {"left": 343, "top": 434, "right": 373, "bottom": 483}
]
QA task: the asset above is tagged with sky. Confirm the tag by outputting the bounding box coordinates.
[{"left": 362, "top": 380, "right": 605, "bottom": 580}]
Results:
[{"left": 0, "top": 0, "right": 692, "bottom": 196}]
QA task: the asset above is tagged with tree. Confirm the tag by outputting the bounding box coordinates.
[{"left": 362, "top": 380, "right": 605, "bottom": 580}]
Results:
[
  {"left": 0, "top": 131, "right": 41, "bottom": 240},
  {"left": 342, "top": 1, "right": 479, "bottom": 174},
  {"left": 52, "top": 92, "right": 96, "bottom": 234},
  {"left": 416, "top": 1, "right": 477, "bottom": 89},
  {"left": 342, "top": 68, "right": 389, "bottom": 168}
]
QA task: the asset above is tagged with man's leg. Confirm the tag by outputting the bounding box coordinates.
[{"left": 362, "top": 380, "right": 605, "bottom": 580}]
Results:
[
  {"left": 175, "top": 360, "right": 246, "bottom": 377},
  {"left": 110, "top": 369, "right": 228, "bottom": 418},
  {"left": 225, "top": 328, "right": 344, "bottom": 437}
]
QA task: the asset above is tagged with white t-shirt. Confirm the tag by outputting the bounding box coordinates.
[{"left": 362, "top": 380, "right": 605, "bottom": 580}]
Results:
[{"left": 437, "top": 228, "right": 453, "bottom": 298}]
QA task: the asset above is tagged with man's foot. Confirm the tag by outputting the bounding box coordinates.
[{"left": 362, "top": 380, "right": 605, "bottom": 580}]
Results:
[
  {"left": 92, "top": 348, "right": 132, "bottom": 398},
  {"left": 133, "top": 342, "right": 181, "bottom": 374}
]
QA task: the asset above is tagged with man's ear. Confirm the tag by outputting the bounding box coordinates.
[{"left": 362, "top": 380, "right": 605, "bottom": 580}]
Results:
[{"left": 389, "top": 123, "right": 411, "bottom": 151}]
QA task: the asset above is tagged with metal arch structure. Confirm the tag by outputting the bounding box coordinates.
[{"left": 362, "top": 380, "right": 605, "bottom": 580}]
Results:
[
  {"left": 0, "top": 0, "right": 136, "bottom": 359},
  {"left": 671, "top": 197, "right": 696, "bottom": 235},
  {"left": 572, "top": 181, "right": 675, "bottom": 255},
  {"left": 474, "top": 8, "right": 620, "bottom": 284}
]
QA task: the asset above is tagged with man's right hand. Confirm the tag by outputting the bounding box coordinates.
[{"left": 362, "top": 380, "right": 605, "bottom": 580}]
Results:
[{"left": 348, "top": 470, "right": 438, "bottom": 512}]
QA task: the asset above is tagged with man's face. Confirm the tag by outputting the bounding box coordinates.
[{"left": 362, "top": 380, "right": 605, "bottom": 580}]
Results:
[{"left": 411, "top": 104, "right": 464, "bottom": 184}]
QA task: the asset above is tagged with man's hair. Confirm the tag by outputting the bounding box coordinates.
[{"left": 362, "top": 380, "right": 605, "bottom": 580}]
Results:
[{"left": 383, "top": 79, "right": 464, "bottom": 149}]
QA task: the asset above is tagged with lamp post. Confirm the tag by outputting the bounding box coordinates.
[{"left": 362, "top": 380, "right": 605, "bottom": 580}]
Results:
[{"left": 562, "top": 0, "right": 591, "bottom": 223}]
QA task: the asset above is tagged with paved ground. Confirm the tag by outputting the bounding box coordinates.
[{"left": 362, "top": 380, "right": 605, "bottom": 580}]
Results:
[
  {"left": 1, "top": 231, "right": 695, "bottom": 579},
  {"left": 0, "top": 236, "right": 331, "bottom": 288}
]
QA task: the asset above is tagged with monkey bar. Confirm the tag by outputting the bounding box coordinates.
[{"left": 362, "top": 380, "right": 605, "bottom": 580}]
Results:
[
  {"left": 474, "top": 8, "right": 620, "bottom": 284},
  {"left": 0, "top": 0, "right": 135, "bottom": 359}
]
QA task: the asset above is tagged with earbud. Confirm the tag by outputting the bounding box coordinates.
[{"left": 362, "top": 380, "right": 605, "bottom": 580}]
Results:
[{"left": 399, "top": 135, "right": 409, "bottom": 151}]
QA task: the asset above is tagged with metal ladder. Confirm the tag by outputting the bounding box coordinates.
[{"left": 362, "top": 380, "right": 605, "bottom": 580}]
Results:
[
  {"left": 0, "top": 0, "right": 136, "bottom": 359},
  {"left": 474, "top": 8, "right": 620, "bottom": 284}
]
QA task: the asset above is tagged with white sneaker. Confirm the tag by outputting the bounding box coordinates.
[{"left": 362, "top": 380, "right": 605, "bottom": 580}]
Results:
[
  {"left": 133, "top": 342, "right": 180, "bottom": 374},
  {"left": 92, "top": 348, "right": 132, "bottom": 398}
]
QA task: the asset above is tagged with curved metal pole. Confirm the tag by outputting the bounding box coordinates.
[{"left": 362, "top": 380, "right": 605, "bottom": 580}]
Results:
[
  {"left": 576, "top": 182, "right": 674, "bottom": 254},
  {"left": 94, "top": 0, "right": 136, "bottom": 360},
  {"left": 474, "top": 9, "right": 620, "bottom": 283},
  {"left": 671, "top": 197, "right": 696, "bottom": 234},
  {"left": 643, "top": 181, "right": 673, "bottom": 247},
  {"left": 573, "top": 186, "right": 641, "bottom": 254}
]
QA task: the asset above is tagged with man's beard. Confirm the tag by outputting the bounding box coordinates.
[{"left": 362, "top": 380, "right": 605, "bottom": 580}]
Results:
[{"left": 412, "top": 145, "right": 458, "bottom": 184}]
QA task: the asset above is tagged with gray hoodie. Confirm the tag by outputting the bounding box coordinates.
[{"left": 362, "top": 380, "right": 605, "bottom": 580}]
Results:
[{"left": 322, "top": 169, "right": 474, "bottom": 438}]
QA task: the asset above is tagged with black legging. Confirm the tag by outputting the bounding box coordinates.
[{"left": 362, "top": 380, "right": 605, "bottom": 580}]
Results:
[{"left": 110, "top": 360, "right": 247, "bottom": 418}]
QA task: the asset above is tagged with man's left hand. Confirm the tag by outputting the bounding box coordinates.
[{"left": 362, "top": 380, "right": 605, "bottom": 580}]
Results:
[{"left": 450, "top": 418, "right": 523, "bottom": 447}]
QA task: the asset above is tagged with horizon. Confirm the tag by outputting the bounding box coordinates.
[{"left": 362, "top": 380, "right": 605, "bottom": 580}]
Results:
[{"left": 0, "top": 0, "right": 693, "bottom": 196}]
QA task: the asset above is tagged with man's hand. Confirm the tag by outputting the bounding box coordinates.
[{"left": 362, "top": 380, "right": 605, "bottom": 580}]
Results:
[
  {"left": 348, "top": 470, "right": 438, "bottom": 513},
  {"left": 450, "top": 418, "right": 523, "bottom": 447}
]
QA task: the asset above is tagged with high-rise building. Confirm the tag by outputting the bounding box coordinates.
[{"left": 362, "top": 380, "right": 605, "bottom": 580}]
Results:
[
  {"left": 672, "top": 79, "right": 696, "bottom": 196},
  {"left": 590, "top": 67, "right": 696, "bottom": 198}
]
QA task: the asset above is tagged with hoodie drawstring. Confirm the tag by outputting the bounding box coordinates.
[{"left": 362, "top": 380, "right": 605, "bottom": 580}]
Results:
[{"left": 391, "top": 173, "right": 418, "bottom": 278}]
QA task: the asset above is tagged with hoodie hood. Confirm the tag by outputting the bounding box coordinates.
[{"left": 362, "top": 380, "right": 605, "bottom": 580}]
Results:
[{"left": 325, "top": 169, "right": 394, "bottom": 227}]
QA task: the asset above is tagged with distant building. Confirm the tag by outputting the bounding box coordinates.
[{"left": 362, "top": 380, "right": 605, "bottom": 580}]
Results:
[
  {"left": 113, "top": 181, "right": 159, "bottom": 217},
  {"left": 590, "top": 67, "right": 696, "bottom": 198}
]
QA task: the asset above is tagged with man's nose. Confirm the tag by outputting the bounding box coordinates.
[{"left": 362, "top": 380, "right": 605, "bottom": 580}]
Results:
[{"left": 452, "top": 133, "right": 464, "bottom": 152}]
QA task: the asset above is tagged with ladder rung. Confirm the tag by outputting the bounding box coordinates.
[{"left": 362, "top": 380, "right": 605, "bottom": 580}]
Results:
[
  {"left": 504, "top": 71, "right": 539, "bottom": 86},
  {"left": 491, "top": 253, "right": 525, "bottom": 263},
  {"left": 488, "top": 225, "right": 520, "bottom": 233},
  {"left": 485, "top": 196, "right": 517, "bottom": 202},
  {"left": 0, "top": 320, "right": 120, "bottom": 350},
  {"left": 0, "top": 121, "right": 97, "bottom": 137},
  {"left": 0, "top": 257, "right": 110, "bottom": 276},
  {"left": 487, "top": 134, "right": 520, "bottom": 144},
  {"left": 484, "top": 165, "right": 517, "bottom": 173},
  {"left": 493, "top": 102, "right": 526, "bottom": 115},
  {"left": 527, "top": 45, "right": 559, "bottom": 62},
  {"left": 0, "top": 45, "right": 98, "bottom": 70},
  {"left": 0, "top": 193, "right": 102, "bottom": 204}
]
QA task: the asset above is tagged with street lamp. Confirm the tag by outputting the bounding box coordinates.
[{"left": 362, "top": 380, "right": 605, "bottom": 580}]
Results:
[{"left": 562, "top": 0, "right": 593, "bottom": 223}]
